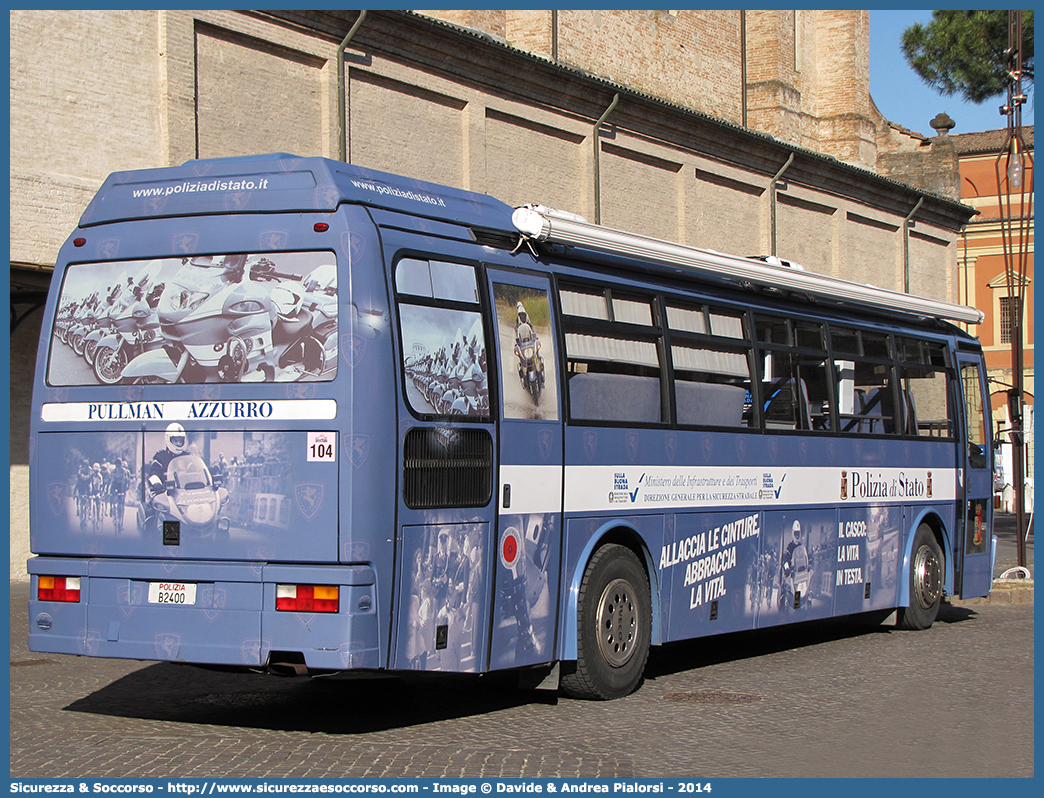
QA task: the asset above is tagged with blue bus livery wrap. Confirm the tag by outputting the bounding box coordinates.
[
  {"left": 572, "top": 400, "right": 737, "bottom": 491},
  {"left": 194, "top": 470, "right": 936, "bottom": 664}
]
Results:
[{"left": 29, "top": 154, "right": 995, "bottom": 699}]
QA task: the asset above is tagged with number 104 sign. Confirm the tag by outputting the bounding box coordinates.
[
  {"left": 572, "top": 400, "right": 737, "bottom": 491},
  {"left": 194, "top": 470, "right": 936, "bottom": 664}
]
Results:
[{"left": 307, "top": 431, "right": 336, "bottom": 462}]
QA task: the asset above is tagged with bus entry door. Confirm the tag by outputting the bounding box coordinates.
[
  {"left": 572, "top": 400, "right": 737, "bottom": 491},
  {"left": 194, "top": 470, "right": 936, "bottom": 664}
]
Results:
[
  {"left": 957, "top": 354, "right": 993, "bottom": 597},
  {"left": 486, "top": 269, "right": 563, "bottom": 671}
]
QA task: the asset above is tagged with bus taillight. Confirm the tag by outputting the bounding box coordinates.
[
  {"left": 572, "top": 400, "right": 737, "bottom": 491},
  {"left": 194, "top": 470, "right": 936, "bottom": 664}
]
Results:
[
  {"left": 276, "top": 584, "right": 339, "bottom": 613},
  {"left": 37, "top": 576, "right": 81, "bottom": 603}
]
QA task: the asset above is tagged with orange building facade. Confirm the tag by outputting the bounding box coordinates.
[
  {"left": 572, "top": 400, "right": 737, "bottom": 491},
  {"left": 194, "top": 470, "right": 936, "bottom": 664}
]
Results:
[{"left": 953, "top": 127, "right": 1034, "bottom": 510}]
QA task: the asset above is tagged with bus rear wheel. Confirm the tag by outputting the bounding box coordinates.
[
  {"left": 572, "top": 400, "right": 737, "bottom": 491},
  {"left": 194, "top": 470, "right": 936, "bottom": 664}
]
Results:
[
  {"left": 561, "top": 543, "right": 651, "bottom": 700},
  {"left": 897, "top": 524, "right": 943, "bottom": 630}
]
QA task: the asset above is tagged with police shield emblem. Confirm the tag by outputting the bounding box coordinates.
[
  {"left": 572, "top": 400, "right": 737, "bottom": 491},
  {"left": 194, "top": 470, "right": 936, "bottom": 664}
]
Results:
[
  {"left": 203, "top": 586, "right": 228, "bottom": 622},
  {"left": 348, "top": 434, "right": 371, "bottom": 468},
  {"left": 153, "top": 633, "right": 181, "bottom": 660},
  {"left": 116, "top": 581, "right": 145, "bottom": 618},
  {"left": 240, "top": 638, "right": 262, "bottom": 665},
  {"left": 538, "top": 430, "right": 553, "bottom": 462},
  {"left": 173, "top": 233, "right": 199, "bottom": 255},
  {"left": 315, "top": 185, "right": 340, "bottom": 209},
  {"left": 341, "top": 230, "right": 366, "bottom": 261},
  {"left": 260, "top": 231, "right": 288, "bottom": 250},
  {"left": 194, "top": 383, "right": 221, "bottom": 402},
  {"left": 46, "top": 483, "right": 68, "bottom": 517},
  {"left": 285, "top": 382, "right": 317, "bottom": 400},
  {"left": 294, "top": 483, "right": 325, "bottom": 520},
  {"left": 584, "top": 431, "right": 598, "bottom": 462},
  {"left": 224, "top": 192, "right": 250, "bottom": 212},
  {"left": 98, "top": 239, "right": 120, "bottom": 260},
  {"left": 664, "top": 433, "right": 678, "bottom": 463},
  {"left": 342, "top": 333, "right": 367, "bottom": 368},
  {"left": 626, "top": 431, "right": 640, "bottom": 462},
  {"left": 144, "top": 195, "right": 169, "bottom": 215}
]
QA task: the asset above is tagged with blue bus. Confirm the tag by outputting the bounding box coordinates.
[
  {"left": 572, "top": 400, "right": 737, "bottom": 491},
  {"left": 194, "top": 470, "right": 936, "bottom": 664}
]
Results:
[{"left": 28, "top": 154, "right": 995, "bottom": 699}]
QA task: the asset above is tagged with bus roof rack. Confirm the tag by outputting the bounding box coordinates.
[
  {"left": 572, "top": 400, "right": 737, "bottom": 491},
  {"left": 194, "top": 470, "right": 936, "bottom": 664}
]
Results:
[{"left": 511, "top": 205, "right": 984, "bottom": 325}]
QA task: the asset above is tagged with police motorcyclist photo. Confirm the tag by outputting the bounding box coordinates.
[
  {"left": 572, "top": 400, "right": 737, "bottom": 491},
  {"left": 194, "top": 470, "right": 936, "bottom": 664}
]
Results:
[{"left": 148, "top": 422, "right": 189, "bottom": 490}]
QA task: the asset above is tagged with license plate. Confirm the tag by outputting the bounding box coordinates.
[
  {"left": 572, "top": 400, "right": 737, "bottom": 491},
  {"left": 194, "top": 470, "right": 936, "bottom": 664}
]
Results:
[{"left": 147, "top": 582, "right": 197, "bottom": 606}]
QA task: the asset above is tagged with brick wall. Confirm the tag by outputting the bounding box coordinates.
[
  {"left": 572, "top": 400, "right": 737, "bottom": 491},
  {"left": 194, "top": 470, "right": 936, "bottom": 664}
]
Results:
[
  {"left": 10, "top": 10, "right": 163, "bottom": 264},
  {"left": 8, "top": 9, "right": 973, "bottom": 576}
]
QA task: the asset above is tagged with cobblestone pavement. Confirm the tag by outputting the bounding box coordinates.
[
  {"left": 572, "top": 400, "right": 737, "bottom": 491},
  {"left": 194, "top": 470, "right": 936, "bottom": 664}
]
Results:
[{"left": 10, "top": 582, "right": 1033, "bottom": 779}]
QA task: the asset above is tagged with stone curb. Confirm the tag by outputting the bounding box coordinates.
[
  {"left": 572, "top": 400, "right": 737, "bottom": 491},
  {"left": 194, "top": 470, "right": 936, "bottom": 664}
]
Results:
[{"left": 950, "top": 579, "right": 1034, "bottom": 606}]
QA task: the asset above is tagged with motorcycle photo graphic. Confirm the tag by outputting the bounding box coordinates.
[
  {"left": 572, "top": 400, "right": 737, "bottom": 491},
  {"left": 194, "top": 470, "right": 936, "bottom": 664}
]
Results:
[
  {"left": 778, "top": 519, "right": 815, "bottom": 610},
  {"left": 405, "top": 336, "right": 489, "bottom": 416},
  {"left": 91, "top": 261, "right": 166, "bottom": 384},
  {"left": 117, "top": 253, "right": 337, "bottom": 385},
  {"left": 83, "top": 271, "right": 142, "bottom": 368},
  {"left": 400, "top": 304, "right": 490, "bottom": 418},
  {"left": 138, "top": 423, "right": 230, "bottom": 541},
  {"left": 438, "top": 334, "right": 489, "bottom": 416},
  {"left": 66, "top": 300, "right": 102, "bottom": 358},
  {"left": 513, "top": 303, "right": 545, "bottom": 405}
]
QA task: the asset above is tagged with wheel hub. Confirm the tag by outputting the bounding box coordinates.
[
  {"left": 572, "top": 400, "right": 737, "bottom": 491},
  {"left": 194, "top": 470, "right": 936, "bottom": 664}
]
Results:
[
  {"left": 597, "top": 578, "right": 639, "bottom": 668},
  {"left": 912, "top": 544, "right": 942, "bottom": 609}
]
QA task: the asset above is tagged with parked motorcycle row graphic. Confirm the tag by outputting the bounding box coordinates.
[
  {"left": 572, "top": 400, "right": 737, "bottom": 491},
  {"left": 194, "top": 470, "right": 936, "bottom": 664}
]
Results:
[
  {"left": 50, "top": 252, "right": 338, "bottom": 386},
  {"left": 401, "top": 306, "right": 490, "bottom": 417}
]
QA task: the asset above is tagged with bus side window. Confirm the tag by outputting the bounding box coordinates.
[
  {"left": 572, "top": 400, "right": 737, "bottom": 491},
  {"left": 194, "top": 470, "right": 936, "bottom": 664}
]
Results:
[
  {"left": 561, "top": 285, "right": 665, "bottom": 425},
  {"left": 395, "top": 258, "right": 489, "bottom": 419},
  {"left": 668, "top": 303, "right": 753, "bottom": 428},
  {"left": 754, "top": 315, "right": 828, "bottom": 431},
  {"left": 565, "top": 335, "right": 663, "bottom": 424},
  {"left": 831, "top": 327, "right": 898, "bottom": 435},
  {"left": 897, "top": 338, "right": 954, "bottom": 438}
]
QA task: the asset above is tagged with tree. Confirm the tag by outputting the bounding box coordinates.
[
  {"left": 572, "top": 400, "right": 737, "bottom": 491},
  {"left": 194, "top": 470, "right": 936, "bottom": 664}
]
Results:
[{"left": 901, "top": 10, "right": 1034, "bottom": 104}]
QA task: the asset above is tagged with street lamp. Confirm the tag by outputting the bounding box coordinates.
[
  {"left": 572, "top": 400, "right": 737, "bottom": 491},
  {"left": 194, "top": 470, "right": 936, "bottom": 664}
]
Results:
[{"left": 993, "top": 10, "right": 1033, "bottom": 569}]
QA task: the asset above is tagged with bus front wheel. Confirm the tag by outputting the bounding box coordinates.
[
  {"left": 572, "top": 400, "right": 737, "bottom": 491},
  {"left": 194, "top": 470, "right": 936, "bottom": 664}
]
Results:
[
  {"left": 897, "top": 524, "right": 944, "bottom": 630},
  {"left": 561, "top": 543, "right": 651, "bottom": 700}
]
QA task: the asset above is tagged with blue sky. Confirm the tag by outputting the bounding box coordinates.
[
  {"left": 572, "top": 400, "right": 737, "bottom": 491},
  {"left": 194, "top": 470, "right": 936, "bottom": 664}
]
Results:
[{"left": 869, "top": 10, "right": 1026, "bottom": 137}]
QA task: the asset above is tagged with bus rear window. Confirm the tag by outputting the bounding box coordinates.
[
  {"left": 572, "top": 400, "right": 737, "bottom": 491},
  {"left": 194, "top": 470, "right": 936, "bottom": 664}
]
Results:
[{"left": 49, "top": 252, "right": 338, "bottom": 386}]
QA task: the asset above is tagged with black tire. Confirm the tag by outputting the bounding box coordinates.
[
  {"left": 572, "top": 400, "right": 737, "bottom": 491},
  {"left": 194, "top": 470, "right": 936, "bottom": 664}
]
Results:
[
  {"left": 93, "top": 344, "right": 128, "bottom": 385},
  {"left": 84, "top": 338, "right": 99, "bottom": 366},
  {"left": 560, "top": 543, "right": 651, "bottom": 700},
  {"left": 530, "top": 375, "right": 542, "bottom": 405},
  {"left": 896, "top": 524, "right": 944, "bottom": 630}
]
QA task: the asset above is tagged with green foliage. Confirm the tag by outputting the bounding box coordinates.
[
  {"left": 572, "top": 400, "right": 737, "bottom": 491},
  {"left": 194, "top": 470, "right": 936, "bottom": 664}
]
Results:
[
  {"left": 901, "top": 10, "right": 1034, "bottom": 104},
  {"left": 493, "top": 285, "right": 551, "bottom": 328}
]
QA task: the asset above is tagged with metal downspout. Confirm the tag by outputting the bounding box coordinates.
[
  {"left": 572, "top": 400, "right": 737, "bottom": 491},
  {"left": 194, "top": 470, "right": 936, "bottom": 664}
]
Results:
[
  {"left": 961, "top": 227, "right": 970, "bottom": 331},
  {"left": 552, "top": 10, "right": 558, "bottom": 63},
  {"left": 740, "top": 10, "right": 748, "bottom": 129},
  {"left": 769, "top": 153, "right": 794, "bottom": 256},
  {"left": 903, "top": 197, "right": 923, "bottom": 293},
  {"left": 593, "top": 94, "right": 620, "bottom": 225},
  {"left": 337, "top": 11, "right": 368, "bottom": 163}
]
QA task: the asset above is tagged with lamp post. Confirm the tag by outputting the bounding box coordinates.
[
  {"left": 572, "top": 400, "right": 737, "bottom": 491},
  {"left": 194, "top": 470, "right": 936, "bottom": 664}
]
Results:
[{"left": 994, "top": 10, "right": 1033, "bottom": 569}]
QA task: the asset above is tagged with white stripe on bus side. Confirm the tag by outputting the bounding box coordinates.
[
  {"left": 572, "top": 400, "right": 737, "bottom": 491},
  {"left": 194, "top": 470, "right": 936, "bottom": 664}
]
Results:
[
  {"left": 498, "top": 465, "right": 564, "bottom": 515},
  {"left": 562, "top": 465, "right": 956, "bottom": 514}
]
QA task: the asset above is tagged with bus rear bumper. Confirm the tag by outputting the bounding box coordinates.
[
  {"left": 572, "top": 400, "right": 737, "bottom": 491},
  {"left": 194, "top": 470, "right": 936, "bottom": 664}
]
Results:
[{"left": 27, "top": 557, "right": 380, "bottom": 670}]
